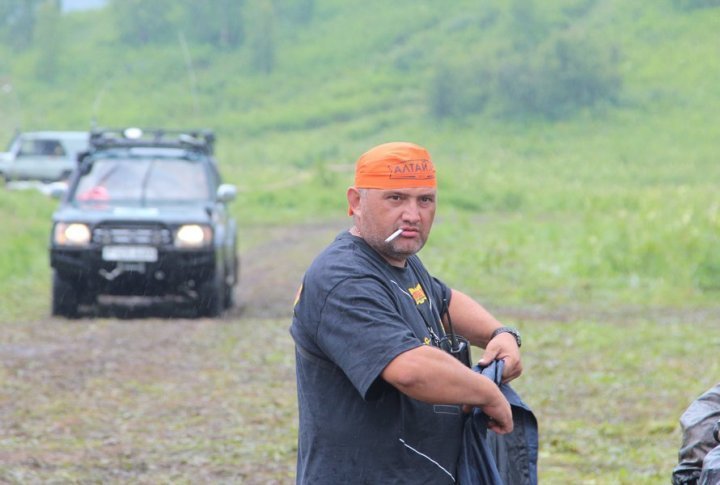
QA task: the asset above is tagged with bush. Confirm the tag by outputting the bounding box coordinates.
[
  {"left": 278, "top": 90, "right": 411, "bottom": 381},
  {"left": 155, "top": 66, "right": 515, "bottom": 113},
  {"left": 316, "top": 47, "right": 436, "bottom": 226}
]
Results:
[
  {"left": 673, "top": 0, "right": 720, "bottom": 10},
  {"left": 428, "top": 61, "right": 491, "bottom": 119},
  {"left": 496, "top": 31, "right": 622, "bottom": 119}
]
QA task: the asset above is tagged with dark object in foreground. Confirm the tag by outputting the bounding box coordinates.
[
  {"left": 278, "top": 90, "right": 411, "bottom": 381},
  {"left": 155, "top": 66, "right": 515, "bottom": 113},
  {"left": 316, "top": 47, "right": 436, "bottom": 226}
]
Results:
[
  {"left": 457, "top": 360, "right": 538, "bottom": 485},
  {"left": 49, "top": 128, "right": 239, "bottom": 318},
  {"left": 672, "top": 384, "right": 720, "bottom": 485}
]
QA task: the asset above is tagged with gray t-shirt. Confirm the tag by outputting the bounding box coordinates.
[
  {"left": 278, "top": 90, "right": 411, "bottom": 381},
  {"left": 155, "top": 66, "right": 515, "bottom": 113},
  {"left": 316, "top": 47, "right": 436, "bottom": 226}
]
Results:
[{"left": 290, "top": 231, "right": 464, "bottom": 484}]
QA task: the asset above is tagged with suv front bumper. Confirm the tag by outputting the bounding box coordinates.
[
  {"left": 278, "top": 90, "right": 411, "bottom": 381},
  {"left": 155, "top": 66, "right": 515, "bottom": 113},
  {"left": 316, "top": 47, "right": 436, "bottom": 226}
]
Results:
[{"left": 50, "top": 246, "right": 217, "bottom": 297}]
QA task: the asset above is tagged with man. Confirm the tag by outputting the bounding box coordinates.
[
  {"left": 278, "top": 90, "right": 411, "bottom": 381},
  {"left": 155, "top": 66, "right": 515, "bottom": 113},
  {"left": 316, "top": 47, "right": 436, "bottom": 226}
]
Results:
[{"left": 290, "top": 142, "right": 523, "bottom": 484}]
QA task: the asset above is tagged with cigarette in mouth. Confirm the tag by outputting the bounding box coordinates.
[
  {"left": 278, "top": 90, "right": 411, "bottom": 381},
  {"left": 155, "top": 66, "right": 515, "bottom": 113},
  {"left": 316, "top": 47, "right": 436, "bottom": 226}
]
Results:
[{"left": 385, "top": 228, "right": 403, "bottom": 243}]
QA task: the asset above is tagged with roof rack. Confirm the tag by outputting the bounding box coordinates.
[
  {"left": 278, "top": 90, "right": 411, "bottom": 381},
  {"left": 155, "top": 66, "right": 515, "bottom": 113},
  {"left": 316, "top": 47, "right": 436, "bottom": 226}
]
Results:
[{"left": 89, "top": 128, "right": 215, "bottom": 155}]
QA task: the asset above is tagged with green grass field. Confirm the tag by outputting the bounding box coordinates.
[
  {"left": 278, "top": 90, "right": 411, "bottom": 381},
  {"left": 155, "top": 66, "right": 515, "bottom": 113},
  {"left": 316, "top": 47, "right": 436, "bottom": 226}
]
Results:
[{"left": 1, "top": 0, "right": 719, "bottom": 482}]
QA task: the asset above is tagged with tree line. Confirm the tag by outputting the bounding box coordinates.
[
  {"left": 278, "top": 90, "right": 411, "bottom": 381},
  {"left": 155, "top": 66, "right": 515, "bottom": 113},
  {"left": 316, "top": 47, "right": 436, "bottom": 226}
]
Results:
[
  {"left": 1, "top": 0, "right": 316, "bottom": 76},
  {"left": 428, "top": 0, "right": 720, "bottom": 120},
  {"left": 4, "top": 0, "right": 716, "bottom": 122}
]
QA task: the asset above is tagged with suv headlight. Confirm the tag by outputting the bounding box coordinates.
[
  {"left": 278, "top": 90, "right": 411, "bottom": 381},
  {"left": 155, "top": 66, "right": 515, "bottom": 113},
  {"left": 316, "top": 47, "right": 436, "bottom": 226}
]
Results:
[
  {"left": 54, "top": 222, "right": 91, "bottom": 246},
  {"left": 175, "top": 224, "right": 212, "bottom": 248}
]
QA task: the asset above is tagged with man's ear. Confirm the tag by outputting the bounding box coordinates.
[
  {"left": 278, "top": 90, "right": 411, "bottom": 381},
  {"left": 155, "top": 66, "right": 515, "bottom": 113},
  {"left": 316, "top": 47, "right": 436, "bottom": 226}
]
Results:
[{"left": 347, "top": 186, "right": 361, "bottom": 216}]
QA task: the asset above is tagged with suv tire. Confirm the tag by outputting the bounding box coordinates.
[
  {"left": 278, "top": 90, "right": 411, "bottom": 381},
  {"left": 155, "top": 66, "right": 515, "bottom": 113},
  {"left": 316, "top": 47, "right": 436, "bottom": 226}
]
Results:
[
  {"left": 224, "top": 250, "right": 239, "bottom": 309},
  {"left": 52, "top": 271, "right": 79, "bottom": 318},
  {"left": 198, "top": 273, "right": 224, "bottom": 317},
  {"left": 223, "top": 277, "right": 235, "bottom": 309}
]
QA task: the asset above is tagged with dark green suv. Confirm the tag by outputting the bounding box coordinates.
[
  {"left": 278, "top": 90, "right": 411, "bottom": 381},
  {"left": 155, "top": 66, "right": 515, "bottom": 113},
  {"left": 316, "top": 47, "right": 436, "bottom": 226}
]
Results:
[{"left": 49, "top": 128, "right": 239, "bottom": 318}]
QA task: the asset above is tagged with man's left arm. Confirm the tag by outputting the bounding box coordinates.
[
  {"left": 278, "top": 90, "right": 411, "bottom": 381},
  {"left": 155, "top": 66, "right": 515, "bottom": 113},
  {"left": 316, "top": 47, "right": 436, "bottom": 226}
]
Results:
[{"left": 444, "top": 288, "right": 522, "bottom": 383}]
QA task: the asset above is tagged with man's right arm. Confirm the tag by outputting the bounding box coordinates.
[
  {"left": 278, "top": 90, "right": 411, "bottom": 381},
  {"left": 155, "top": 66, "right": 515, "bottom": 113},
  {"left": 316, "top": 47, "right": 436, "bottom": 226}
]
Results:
[{"left": 381, "top": 344, "right": 513, "bottom": 434}]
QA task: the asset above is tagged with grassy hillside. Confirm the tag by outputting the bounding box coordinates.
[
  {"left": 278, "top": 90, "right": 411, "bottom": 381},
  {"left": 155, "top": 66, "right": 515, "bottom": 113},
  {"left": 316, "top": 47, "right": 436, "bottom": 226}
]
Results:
[
  {"left": 2, "top": 0, "right": 718, "bottom": 313},
  {"left": 1, "top": 2, "right": 719, "bottom": 482}
]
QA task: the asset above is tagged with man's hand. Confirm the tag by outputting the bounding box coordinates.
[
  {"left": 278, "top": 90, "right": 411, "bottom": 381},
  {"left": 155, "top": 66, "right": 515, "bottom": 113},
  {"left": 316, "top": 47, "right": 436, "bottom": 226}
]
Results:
[
  {"left": 383, "top": 345, "right": 513, "bottom": 434},
  {"left": 462, "top": 379, "right": 514, "bottom": 434},
  {"left": 478, "top": 332, "right": 522, "bottom": 383}
]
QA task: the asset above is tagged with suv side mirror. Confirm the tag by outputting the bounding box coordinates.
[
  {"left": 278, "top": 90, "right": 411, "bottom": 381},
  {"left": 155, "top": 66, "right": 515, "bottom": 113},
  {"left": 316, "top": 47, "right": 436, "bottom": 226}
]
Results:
[
  {"left": 217, "top": 184, "right": 237, "bottom": 203},
  {"left": 48, "top": 181, "right": 68, "bottom": 199}
]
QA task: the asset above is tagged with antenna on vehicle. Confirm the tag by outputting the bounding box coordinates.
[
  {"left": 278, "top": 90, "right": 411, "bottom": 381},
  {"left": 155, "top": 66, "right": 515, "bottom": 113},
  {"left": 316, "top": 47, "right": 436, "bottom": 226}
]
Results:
[
  {"left": 177, "top": 31, "right": 200, "bottom": 118},
  {"left": 91, "top": 80, "right": 110, "bottom": 129}
]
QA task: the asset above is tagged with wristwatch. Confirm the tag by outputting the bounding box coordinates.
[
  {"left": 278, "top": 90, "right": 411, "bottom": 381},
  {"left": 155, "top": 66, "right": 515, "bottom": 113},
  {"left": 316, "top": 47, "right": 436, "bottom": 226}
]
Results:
[{"left": 490, "top": 326, "right": 522, "bottom": 348}]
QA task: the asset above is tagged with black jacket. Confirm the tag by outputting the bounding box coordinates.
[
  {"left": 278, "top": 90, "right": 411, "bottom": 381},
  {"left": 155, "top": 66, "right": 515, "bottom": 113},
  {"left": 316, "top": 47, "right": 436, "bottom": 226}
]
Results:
[{"left": 457, "top": 360, "right": 538, "bottom": 485}]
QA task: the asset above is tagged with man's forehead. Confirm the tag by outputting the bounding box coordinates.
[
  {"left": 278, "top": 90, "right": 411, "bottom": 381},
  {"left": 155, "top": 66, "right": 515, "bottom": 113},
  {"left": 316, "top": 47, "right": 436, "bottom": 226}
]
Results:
[{"left": 371, "top": 187, "right": 437, "bottom": 196}]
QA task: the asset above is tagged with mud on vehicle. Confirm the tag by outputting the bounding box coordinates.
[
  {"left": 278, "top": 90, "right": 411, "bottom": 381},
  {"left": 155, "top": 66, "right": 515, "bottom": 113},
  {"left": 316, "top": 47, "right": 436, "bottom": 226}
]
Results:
[{"left": 49, "top": 128, "right": 239, "bottom": 318}]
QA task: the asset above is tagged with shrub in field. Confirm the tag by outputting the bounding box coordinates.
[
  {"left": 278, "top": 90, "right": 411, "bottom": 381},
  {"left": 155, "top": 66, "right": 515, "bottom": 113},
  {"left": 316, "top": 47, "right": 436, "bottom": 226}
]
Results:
[
  {"left": 694, "top": 250, "right": 720, "bottom": 291},
  {"left": 673, "top": 0, "right": 720, "bottom": 10},
  {"left": 496, "top": 30, "right": 622, "bottom": 119},
  {"left": 428, "top": 61, "right": 491, "bottom": 119}
]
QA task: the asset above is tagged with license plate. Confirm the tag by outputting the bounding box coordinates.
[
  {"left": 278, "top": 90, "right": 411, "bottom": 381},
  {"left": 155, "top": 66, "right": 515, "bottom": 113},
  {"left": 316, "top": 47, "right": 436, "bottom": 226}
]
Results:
[
  {"left": 102, "top": 245, "right": 158, "bottom": 262},
  {"left": 118, "top": 262, "right": 146, "bottom": 273}
]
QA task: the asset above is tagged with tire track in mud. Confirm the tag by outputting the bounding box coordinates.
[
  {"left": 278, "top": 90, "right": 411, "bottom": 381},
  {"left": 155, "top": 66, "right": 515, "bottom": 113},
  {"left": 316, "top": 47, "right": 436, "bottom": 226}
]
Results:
[{"left": 233, "top": 219, "right": 348, "bottom": 319}]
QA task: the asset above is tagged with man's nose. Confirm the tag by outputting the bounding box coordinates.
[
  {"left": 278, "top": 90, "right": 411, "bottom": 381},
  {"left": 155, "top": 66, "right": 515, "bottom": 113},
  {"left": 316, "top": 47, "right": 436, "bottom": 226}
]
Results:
[{"left": 401, "top": 200, "right": 421, "bottom": 222}]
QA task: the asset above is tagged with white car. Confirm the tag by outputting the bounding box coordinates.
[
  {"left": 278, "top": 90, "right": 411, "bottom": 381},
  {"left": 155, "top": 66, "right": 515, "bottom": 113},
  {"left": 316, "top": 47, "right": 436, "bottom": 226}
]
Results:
[{"left": 0, "top": 131, "right": 89, "bottom": 183}]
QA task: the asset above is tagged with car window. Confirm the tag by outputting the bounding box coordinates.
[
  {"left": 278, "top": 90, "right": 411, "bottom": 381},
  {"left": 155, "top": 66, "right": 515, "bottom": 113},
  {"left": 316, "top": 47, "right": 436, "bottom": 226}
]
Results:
[
  {"left": 18, "top": 139, "right": 66, "bottom": 157},
  {"left": 74, "top": 158, "right": 210, "bottom": 203}
]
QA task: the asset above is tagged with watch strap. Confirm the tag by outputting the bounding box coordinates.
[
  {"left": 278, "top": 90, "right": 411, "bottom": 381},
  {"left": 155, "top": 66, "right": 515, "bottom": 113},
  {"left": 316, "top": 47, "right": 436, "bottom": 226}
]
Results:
[{"left": 490, "top": 326, "right": 521, "bottom": 347}]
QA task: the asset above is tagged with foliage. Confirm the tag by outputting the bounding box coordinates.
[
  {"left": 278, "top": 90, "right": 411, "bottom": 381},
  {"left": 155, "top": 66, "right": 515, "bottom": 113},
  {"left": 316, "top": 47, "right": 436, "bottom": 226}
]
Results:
[
  {"left": 34, "top": 0, "right": 62, "bottom": 82},
  {"left": 428, "top": 61, "right": 490, "bottom": 119},
  {"left": 496, "top": 30, "right": 623, "bottom": 119},
  {"left": 1, "top": 1, "right": 720, "bottom": 481},
  {"left": 0, "top": 0, "right": 44, "bottom": 51},
  {"left": 248, "top": 0, "right": 277, "bottom": 74},
  {"left": 109, "top": 0, "right": 179, "bottom": 45},
  {"left": 673, "top": 0, "right": 720, "bottom": 10},
  {"left": 285, "top": 0, "right": 316, "bottom": 25},
  {"left": 178, "top": 0, "right": 245, "bottom": 49},
  {"left": 508, "top": 0, "right": 547, "bottom": 51},
  {"left": 426, "top": 2, "right": 623, "bottom": 120}
]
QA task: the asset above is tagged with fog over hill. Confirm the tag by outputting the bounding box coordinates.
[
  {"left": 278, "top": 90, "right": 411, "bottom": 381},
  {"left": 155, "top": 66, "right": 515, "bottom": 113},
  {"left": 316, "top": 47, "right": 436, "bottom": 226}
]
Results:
[{"left": 61, "top": 0, "right": 106, "bottom": 13}]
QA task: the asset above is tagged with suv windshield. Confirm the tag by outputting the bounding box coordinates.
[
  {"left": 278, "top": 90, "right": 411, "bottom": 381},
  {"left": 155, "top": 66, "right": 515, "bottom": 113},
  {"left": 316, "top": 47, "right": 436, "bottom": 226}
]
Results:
[{"left": 72, "top": 157, "right": 210, "bottom": 204}]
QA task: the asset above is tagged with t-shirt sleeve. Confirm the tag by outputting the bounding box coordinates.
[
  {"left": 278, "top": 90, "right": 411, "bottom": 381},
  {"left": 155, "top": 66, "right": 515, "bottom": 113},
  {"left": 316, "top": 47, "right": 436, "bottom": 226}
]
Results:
[{"left": 316, "top": 277, "right": 421, "bottom": 400}]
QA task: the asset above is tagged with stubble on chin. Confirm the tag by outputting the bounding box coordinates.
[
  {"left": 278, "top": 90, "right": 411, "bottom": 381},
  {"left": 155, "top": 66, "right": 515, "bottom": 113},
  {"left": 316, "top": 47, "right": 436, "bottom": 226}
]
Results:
[{"left": 373, "top": 236, "right": 426, "bottom": 264}]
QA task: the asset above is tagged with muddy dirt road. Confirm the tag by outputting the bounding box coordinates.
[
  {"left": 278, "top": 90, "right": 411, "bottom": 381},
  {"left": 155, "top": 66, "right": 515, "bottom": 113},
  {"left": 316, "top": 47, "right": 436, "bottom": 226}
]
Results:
[{"left": 0, "top": 220, "right": 347, "bottom": 484}]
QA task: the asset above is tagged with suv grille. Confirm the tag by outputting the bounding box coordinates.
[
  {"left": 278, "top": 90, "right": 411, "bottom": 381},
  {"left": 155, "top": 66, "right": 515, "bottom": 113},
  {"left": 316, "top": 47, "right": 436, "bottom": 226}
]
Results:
[{"left": 93, "top": 225, "right": 172, "bottom": 246}]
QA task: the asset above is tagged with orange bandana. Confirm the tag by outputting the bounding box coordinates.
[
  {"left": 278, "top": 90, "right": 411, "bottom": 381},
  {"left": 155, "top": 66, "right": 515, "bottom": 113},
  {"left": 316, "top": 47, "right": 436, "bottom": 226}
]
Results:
[{"left": 354, "top": 142, "right": 436, "bottom": 189}]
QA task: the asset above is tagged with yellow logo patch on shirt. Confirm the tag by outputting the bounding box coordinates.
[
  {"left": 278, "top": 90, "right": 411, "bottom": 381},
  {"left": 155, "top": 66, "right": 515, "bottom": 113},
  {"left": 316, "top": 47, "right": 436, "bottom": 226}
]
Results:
[{"left": 408, "top": 284, "right": 427, "bottom": 305}]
